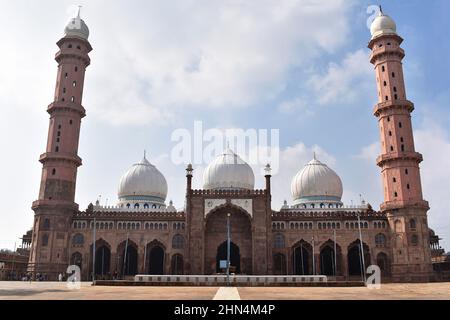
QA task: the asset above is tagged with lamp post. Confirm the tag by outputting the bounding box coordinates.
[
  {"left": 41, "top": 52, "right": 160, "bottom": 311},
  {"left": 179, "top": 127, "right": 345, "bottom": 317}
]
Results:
[{"left": 226, "top": 213, "right": 231, "bottom": 286}]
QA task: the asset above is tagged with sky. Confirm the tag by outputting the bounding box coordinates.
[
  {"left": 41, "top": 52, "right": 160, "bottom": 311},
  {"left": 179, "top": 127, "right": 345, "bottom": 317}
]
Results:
[{"left": 0, "top": 0, "right": 449, "bottom": 251}]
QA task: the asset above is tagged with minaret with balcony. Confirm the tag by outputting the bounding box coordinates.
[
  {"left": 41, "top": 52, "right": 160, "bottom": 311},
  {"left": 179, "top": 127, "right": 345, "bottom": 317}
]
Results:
[
  {"left": 368, "top": 8, "right": 432, "bottom": 281},
  {"left": 28, "top": 9, "right": 92, "bottom": 279}
]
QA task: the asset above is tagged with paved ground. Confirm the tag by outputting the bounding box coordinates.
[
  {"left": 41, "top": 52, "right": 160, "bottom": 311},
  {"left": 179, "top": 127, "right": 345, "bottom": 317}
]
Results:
[{"left": 0, "top": 281, "right": 448, "bottom": 300}]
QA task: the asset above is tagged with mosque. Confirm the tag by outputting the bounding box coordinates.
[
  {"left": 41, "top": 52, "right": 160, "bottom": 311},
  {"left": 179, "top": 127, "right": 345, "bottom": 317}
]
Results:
[{"left": 25, "top": 8, "right": 442, "bottom": 282}]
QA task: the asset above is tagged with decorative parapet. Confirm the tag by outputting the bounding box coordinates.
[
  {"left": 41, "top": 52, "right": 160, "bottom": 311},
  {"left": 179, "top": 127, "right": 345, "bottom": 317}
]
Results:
[
  {"left": 191, "top": 189, "right": 266, "bottom": 196},
  {"left": 272, "top": 208, "right": 386, "bottom": 220},
  {"left": 73, "top": 209, "right": 185, "bottom": 220}
]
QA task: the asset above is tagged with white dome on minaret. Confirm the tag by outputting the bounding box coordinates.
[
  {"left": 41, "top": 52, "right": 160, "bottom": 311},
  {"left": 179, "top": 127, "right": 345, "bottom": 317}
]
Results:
[
  {"left": 117, "top": 154, "right": 167, "bottom": 208},
  {"left": 64, "top": 7, "right": 89, "bottom": 40},
  {"left": 370, "top": 7, "right": 397, "bottom": 40},
  {"left": 291, "top": 155, "right": 343, "bottom": 208},
  {"left": 203, "top": 147, "right": 255, "bottom": 190}
]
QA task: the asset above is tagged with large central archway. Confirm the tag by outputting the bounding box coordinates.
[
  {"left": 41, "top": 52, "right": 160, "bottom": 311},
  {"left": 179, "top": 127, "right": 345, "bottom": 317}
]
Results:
[
  {"left": 216, "top": 241, "right": 240, "bottom": 273},
  {"left": 204, "top": 205, "right": 252, "bottom": 274}
]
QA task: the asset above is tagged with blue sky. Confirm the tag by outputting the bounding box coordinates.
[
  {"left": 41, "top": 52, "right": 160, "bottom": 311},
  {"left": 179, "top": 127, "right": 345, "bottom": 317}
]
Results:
[{"left": 0, "top": 0, "right": 449, "bottom": 251}]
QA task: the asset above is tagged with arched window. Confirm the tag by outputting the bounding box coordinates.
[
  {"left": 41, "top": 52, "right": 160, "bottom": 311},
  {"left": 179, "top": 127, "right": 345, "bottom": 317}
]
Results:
[
  {"left": 172, "top": 234, "right": 184, "bottom": 249},
  {"left": 409, "top": 219, "right": 416, "bottom": 230},
  {"left": 43, "top": 218, "right": 50, "bottom": 229},
  {"left": 126, "top": 203, "right": 130, "bottom": 208},
  {"left": 42, "top": 234, "right": 49, "bottom": 247},
  {"left": 411, "top": 234, "right": 419, "bottom": 246},
  {"left": 143, "top": 203, "right": 149, "bottom": 209},
  {"left": 134, "top": 203, "right": 139, "bottom": 209},
  {"left": 70, "top": 96, "right": 75, "bottom": 102},
  {"left": 274, "top": 233, "right": 285, "bottom": 249},
  {"left": 72, "top": 233, "right": 84, "bottom": 245},
  {"left": 375, "top": 233, "right": 386, "bottom": 247}
]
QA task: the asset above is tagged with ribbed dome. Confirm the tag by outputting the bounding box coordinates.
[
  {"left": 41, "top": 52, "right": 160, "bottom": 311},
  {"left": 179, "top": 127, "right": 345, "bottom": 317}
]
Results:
[
  {"left": 203, "top": 148, "right": 255, "bottom": 190},
  {"left": 370, "top": 11, "right": 397, "bottom": 39},
  {"left": 64, "top": 9, "right": 89, "bottom": 40},
  {"left": 291, "top": 156, "right": 343, "bottom": 207},
  {"left": 118, "top": 155, "right": 167, "bottom": 206}
]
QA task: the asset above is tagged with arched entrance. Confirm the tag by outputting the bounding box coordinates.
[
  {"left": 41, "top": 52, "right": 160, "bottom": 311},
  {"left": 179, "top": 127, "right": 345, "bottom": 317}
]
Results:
[
  {"left": 90, "top": 239, "right": 111, "bottom": 278},
  {"left": 347, "top": 240, "right": 371, "bottom": 276},
  {"left": 171, "top": 254, "right": 183, "bottom": 275},
  {"left": 216, "top": 241, "right": 240, "bottom": 273},
  {"left": 145, "top": 240, "right": 165, "bottom": 275},
  {"left": 70, "top": 252, "right": 82, "bottom": 270},
  {"left": 376, "top": 252, "right": 390, "bottom": 277},
  {"left": 205, "top": 206, "right": 252, "bottom": 274},
  {"left": 319, "top": 240, "right": 342, "bottom": 276},
  {"left": 118, "top": 240, "right": 138, "bottom": 277},
  {"left": 320, "top": 246, "right": 335, "bottom": 276},
  {"left": 292, "top": 240, "right": 312, "bottom": 275},
  {"left": 273, "top": 253, "right": 287, "bottom": 275}
]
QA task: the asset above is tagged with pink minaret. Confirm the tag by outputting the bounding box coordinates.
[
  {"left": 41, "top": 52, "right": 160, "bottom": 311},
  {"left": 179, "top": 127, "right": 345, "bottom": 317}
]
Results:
[
  {"left": 28, "top": 8, "right": 92, "bottom": 279},
  {"left": 369, "top": 8, "right": 432, "bottom": 281}
]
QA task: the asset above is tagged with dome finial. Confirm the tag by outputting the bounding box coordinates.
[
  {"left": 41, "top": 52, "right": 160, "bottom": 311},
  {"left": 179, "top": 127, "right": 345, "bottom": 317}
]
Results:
[
  {"left": 77, "top": 5, "right": 82, "bottom": 18},
  {"left": 313, "top": 151, "right": 317, "bottom": 160},
  {"left": 144, "top": 149, "right": 147, "bottom": 159}
]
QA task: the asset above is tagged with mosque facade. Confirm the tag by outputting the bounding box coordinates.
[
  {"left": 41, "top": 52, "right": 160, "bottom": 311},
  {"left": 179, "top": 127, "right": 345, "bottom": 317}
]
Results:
[{"left": 26, "top": 9, "right": 439, "bottom": 282}]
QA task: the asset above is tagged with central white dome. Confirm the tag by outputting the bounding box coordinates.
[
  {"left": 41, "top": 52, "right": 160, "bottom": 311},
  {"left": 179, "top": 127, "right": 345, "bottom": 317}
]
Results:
[
  {"left": 118, "top": 155, "right": 167, "bottom": 208},
  {"left": 291, "top": 156, "right": 343, "bottom": 208},
  {"left": 203, "top": 148, "right": 255, "bottom": 190}
]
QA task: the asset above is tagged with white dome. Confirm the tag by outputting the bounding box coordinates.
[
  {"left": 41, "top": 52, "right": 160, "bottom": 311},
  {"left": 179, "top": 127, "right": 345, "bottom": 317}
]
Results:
[
  {"left": 118, "top": 156, "right": 167, "bottom": 206},
  {"left": 370, "top": 11, "right": 397, "bottom": 39},
  {"left": 203, "top": 148, "right": 255, "bottom": 190},
  {"left": 64, "top": 10, "right": 89, "bottom": 40},
  {"left": 291, "top": 156, "right": 343, "bottom": 207}
]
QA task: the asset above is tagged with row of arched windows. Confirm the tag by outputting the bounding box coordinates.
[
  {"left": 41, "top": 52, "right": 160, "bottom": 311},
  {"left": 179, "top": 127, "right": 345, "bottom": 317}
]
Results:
[
  {"left": 345, "top": 222, "right": 369, "bottom": 229},
  {"left": 118, "top": 222, "right": 141, "bottom": 230},
  {"left": 144, "top": 222, "right": 168, "bottom": 230},
  {"left": 373, "top": 221, "right": 387, "bottom": 229},
  {"left": 297, "top": 203, "right": 342, "bottom": 209},
  {"left": 272, "top": 222, "right": 286, "bottom": 230},
  {"left": 318, "top": 222, "right": 341, "bottom": 230},
  {"left": 173, "top": 222, "right": 185, "bottom": 230},
  {"left": 125, "top": 203, "right": 162, "bottom": 209},
  {"left": 290, "top": 222, "right": 313, "bottom": 230}
]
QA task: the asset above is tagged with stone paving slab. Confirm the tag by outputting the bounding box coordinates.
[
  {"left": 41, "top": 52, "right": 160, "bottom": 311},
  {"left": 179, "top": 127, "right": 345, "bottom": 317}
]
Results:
[
  {"left": 0, "top": 281, "right": 448, "bottom": 300},
  {"left": 237, "top": 283, "right": 450, "bottom": 300}
]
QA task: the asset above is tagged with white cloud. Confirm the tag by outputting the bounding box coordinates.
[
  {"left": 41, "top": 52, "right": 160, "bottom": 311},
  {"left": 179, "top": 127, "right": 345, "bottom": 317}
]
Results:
[
  {"left": 308, "top": 49, "right": 373, "bottom": 105},
  {"left": 0, "top": 0, "right": 357, "bottom": 126}
]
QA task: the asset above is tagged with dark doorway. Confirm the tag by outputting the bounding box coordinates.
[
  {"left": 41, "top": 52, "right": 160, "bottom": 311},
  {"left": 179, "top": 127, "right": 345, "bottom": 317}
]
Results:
[
  {"left": 293, "top": 242, "right": 311, "bottom": 275},
  {"left": 376, "top": 252, "right": 390, "bottom": 277},
  {"left": 148, "top": 246, "right": 164, "bottom": 274},
  {"left": 348, "top": 241, "right": 371, "bottom": 276},
  {"left": 216, "top": 241, "right": 240, "bottom": 273},
  {"left": 71, "top": 252, "right": 82, "bottom": 270},
  {"left": 273, "top": 253, "right": 287, "bottom": 275},
  {"left": 95, "top": 246, "right": 111, "bottom": 276},
  {"left": 122, "top": 245, "right": 138, "bottom": 276},
  {"left": 170, "top": 254, "right": 183, "bottom": 275},
  {"left": 320, "top": 246, "right": 335, "bottom": 276}
]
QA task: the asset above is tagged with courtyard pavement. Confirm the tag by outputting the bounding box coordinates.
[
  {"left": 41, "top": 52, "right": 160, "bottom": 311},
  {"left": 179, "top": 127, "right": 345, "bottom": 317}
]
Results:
[{"left": 0, "top": 281, "right": 449, "bottom": 300}]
